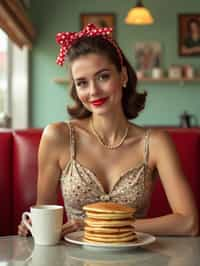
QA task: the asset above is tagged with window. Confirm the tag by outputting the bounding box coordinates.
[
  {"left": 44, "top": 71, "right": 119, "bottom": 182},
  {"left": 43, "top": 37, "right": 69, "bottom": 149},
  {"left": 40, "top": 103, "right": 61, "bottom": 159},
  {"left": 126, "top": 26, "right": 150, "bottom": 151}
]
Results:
[
  {"left": 0, "top": 1, "right": 36, "bottom": 128},
  {"left": 0, "top": 28, "right": 29, "bottom": 128},
  {"left": 0, "top": 29, "right": 10, "bottom": 126}
]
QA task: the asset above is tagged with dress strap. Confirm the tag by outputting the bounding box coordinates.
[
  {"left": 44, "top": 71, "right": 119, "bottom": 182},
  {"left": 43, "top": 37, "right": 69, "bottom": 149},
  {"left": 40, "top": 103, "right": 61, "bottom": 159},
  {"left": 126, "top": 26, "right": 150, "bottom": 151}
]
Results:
[
  {"left": 144, "top": 129, "right": 151, "bottom": 165},
  {"left": 66, "top": 121, "right": 76, "bottom": 160}
]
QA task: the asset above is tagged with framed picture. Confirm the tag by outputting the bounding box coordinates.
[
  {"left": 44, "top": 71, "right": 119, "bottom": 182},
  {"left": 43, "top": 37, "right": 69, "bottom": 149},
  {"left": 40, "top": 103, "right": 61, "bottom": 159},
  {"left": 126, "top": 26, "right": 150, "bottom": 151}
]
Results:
[
  {"left": 80, "top": 13, "right": 116, "bottom": 38},
  {"left": 178, "top": 14, "right": 200, "bottom": 56},
  {"left": 134, "top": 42, "right": 161, "bottom": 72}
]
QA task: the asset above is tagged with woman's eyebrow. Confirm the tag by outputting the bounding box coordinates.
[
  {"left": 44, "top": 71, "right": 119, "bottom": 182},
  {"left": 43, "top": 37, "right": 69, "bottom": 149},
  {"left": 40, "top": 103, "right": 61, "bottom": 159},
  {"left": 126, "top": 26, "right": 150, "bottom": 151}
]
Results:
[{"left": 74, "top": 68, "right": 110, "bottom": 81}]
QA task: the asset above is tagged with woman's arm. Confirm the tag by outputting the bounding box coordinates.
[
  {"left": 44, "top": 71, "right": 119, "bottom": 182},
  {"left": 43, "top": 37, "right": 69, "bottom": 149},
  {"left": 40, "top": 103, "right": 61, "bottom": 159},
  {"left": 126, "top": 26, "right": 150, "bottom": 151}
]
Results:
[
  {"left": 37, "top": 123, "right": 84, "bottom": 236},
  {"left": 18, "top": 122, "right": 82, "bottom": 236},
  {"left": 134, "top": 130, "right": 199, "bottom": 236},
  {"left": 36, "top": 123, "right": 63, "bottom": 205}
]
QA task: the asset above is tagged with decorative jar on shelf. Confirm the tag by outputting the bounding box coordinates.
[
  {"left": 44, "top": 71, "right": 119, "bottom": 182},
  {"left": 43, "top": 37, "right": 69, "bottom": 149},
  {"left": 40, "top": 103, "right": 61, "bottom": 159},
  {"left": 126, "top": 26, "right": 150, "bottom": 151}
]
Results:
[
  {"left": 168, "top": 65, "right": 182, "bottom": 79},
  {"left": 152, "top": 67, "right": 163, "bottom": 79},
  {"left": 182, "top": 65, "right": 194, "bottom": 79}
]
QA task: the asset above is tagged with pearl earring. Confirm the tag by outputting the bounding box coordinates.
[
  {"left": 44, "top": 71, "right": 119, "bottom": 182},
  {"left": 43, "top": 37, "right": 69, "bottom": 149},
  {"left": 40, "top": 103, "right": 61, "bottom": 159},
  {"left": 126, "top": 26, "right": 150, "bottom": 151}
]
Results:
[{"left": 123, "top": 82, "right": 127, "bottom": 88}]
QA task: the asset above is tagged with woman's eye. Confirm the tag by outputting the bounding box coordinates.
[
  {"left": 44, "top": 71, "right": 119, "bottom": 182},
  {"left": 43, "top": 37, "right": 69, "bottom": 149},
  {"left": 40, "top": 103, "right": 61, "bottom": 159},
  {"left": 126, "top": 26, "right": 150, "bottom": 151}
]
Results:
[
  {"left": 76, "top": 81, "right": 88, "bottom": 88},
  {"left": 98, "top": 73, "right": 110, "bottom": 81}
]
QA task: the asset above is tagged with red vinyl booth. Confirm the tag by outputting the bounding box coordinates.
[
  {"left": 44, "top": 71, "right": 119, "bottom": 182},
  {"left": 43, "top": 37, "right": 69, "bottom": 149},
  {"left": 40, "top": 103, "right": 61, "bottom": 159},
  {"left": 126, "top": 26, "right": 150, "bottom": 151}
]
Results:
[
  {"left": 0, "top": 130, "right": 12, "bottom": 235},
  {"left": 0, "top": 128, "right": 200, "bottom": 236}
]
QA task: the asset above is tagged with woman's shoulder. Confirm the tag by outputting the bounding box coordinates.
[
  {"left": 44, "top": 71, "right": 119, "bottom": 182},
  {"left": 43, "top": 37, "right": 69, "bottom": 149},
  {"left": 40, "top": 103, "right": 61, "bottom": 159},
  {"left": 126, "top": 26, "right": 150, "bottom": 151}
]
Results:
[
  {"left": 131, "top": 125, "right": 174, "bottom": 165},
  {"left": 41, "top": 119, "right": 89, "bottom": 142},
  {"left": 148, "top": 127, "right": 172, "bottom": 144},
  {"left": 143, "top": 127, "right": 174, "bottom": 159},
  {"left": 129, "top": 124, "right": 171, "bottom": 145},
  {"left": 41, "top": 121, "right": 70, "bottom": 147}
]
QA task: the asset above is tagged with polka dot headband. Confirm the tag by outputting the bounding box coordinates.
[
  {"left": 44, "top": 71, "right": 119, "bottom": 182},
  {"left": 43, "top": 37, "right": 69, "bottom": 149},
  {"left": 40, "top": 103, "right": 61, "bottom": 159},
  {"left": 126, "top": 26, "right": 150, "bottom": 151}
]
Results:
[{"left": 56, "top": 24, "right": 123, "bottom": 66}]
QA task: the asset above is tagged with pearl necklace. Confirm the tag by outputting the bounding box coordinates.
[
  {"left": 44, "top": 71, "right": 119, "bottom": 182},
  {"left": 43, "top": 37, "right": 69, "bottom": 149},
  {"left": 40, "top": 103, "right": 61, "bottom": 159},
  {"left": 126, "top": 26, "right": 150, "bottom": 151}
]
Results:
[{"left": 90, "top": 119, "right": 129, "bottom": 149}]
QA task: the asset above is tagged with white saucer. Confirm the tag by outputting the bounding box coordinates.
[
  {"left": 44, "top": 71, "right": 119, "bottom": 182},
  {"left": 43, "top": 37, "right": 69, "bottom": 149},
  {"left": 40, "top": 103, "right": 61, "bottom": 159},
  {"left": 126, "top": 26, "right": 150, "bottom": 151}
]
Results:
[{"left": 64, "top": 231, "right": 156, "bottom": 250}]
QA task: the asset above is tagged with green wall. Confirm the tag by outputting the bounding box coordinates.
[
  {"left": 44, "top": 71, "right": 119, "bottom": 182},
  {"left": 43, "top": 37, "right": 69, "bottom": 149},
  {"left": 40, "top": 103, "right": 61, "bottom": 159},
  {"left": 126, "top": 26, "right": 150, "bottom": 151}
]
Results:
[{"left": 29, "top": 0, "right": 200, "bottom": 128}]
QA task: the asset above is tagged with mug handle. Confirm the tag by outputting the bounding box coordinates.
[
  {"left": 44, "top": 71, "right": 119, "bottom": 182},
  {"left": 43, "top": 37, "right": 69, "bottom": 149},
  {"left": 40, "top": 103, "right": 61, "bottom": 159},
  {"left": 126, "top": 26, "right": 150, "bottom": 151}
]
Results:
[{"left": 22, "top": 212, "right": 33, "bottom": 234}]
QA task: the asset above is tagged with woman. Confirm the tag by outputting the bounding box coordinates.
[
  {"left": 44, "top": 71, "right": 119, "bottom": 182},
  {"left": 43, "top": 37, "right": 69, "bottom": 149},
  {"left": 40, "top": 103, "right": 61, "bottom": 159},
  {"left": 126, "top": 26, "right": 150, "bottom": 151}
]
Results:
[{"left": 18, "top": 24, "right": 199, "bottom": 237}]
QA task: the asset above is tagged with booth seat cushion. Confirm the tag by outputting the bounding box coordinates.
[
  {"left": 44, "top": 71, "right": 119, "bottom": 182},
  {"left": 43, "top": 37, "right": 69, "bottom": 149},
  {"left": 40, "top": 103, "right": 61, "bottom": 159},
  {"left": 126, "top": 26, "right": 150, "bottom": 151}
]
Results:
[
  {"left": 148, "top": 129, "right": 200, "bottom": 223},
  {"left": 0, "top": 130, "right": 12, "bottom": 236}
]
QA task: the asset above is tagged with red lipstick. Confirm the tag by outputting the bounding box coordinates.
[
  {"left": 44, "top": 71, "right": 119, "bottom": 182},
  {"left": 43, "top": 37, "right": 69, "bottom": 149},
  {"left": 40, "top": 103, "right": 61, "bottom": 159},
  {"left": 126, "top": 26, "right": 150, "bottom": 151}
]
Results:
[{"left": 90, "top": 97, "right": 108, "bottom": 106}]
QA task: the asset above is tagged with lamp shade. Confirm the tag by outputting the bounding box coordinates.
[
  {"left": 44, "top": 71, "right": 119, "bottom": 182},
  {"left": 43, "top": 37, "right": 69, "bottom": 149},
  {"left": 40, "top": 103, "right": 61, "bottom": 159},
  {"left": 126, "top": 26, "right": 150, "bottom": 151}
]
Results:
[{"left": 125, "top": 1, "right": 154, "bottom": 25}]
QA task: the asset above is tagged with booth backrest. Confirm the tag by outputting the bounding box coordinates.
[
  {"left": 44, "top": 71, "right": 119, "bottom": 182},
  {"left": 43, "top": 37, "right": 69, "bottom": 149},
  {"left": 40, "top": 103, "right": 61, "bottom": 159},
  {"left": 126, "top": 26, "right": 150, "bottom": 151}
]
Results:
[
  {"left": 0, "top": 128, "right": 200, "bottom": 235},
  {"left": 148, "top": 129, "right": 200, "bottom": 219},
  {"left": 12, "top": 130, "right": 42, "bottom": 234},
  {"left": 12, "top": 129, "right": 65, "bottom": 234},
  {"left": 0, "top": 131, "right": 12, "bottom": 235}
]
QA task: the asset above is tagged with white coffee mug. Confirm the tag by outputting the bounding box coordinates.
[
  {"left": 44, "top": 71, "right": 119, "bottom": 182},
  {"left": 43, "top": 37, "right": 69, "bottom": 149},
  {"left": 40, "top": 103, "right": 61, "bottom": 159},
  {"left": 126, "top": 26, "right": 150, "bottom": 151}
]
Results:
[{"left": 22, "top": 205, "right": 63, "bottom": 246}]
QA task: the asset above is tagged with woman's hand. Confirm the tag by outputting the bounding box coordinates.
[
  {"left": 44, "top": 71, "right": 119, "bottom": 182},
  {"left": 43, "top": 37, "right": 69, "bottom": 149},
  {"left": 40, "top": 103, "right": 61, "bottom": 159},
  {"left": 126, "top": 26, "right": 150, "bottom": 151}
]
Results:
[
  {"left": 18, "top": 217, "right": 84, "bottom": 238},
  {"left": 61, "top": 219, "right": 84, "bottom": 238},
  {"left": 18, "top": 219, "right": 31, "bottom": 237}
]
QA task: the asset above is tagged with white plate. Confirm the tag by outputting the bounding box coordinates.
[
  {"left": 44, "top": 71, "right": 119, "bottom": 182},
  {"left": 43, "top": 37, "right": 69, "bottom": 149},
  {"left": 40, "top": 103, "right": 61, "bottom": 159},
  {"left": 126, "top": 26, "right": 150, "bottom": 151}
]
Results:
[{"left": 64, "top": 230, "right": 156, "bottom": 250}]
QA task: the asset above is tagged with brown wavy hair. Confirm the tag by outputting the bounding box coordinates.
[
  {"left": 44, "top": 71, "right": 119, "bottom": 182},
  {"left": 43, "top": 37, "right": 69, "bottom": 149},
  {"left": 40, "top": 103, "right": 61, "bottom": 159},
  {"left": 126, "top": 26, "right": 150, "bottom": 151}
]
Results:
[{"left": 66, "top": 36, "right": 147, "bottom": 119}]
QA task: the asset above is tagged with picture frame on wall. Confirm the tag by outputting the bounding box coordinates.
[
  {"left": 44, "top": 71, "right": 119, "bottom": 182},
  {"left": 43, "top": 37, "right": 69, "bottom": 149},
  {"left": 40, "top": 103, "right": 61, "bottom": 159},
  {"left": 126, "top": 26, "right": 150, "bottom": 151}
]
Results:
[
  {"left": 80, "top": 13, "right": 116, "bottom": 38},
  {"left": 134, "top": 42, "right": 161, "bottom": 72},
  {"left": 178, "top": 14, "right": 200, "bottom": 56}
]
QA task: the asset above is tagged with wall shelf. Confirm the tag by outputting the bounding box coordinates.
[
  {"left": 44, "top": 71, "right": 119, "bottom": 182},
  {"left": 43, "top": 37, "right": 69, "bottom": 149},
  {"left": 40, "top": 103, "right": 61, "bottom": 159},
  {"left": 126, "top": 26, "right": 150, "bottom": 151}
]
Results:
[
  {"left": 138, "top": 78, "right": 200, "bottom": 83},
  {"left": 54, "top": 77, "right": 200, "bottom": 85}
]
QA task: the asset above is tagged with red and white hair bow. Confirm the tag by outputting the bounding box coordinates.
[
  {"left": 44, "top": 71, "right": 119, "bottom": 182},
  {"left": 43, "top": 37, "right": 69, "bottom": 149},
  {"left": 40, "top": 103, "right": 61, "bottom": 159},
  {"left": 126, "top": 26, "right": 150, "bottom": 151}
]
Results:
[{"left": 56, "top": 24, "right": 122, "bottom": 66}]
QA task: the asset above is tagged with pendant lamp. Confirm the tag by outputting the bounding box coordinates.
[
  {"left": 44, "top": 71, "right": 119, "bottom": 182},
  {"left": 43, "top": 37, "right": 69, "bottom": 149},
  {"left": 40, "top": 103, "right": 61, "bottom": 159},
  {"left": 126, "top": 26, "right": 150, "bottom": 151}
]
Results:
[{"left": 125, "top": 0, "right": 154, "bottom": 25}]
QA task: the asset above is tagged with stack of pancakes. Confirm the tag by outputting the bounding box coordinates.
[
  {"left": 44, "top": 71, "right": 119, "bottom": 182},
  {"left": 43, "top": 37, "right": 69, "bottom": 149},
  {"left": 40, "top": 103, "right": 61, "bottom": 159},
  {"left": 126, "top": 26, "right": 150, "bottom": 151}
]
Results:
[{"left": 82, "top": 202, "right": 137, "bottom": 244}]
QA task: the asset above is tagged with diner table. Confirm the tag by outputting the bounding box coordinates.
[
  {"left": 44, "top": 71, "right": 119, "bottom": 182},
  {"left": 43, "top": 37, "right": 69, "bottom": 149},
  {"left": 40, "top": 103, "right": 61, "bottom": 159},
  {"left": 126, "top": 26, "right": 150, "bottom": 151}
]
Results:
[{"left": 0, "top": 234, "right": 199, "bottom": 266}]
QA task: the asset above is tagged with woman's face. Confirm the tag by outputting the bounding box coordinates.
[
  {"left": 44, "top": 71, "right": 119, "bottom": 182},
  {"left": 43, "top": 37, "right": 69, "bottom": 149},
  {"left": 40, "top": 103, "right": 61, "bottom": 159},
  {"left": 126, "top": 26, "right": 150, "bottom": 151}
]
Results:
[{"left": 71, "top": 53, "right": 127, "bottom": 116}]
